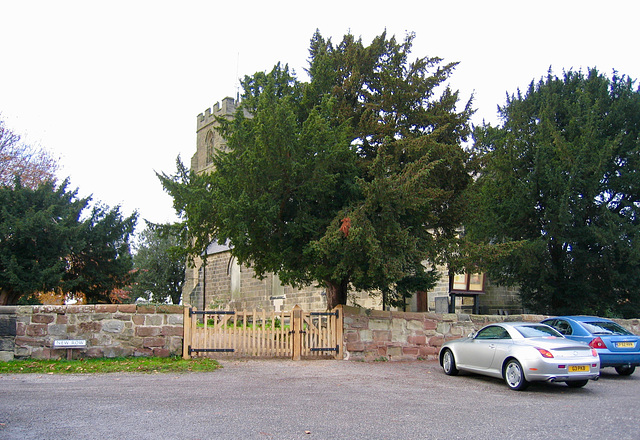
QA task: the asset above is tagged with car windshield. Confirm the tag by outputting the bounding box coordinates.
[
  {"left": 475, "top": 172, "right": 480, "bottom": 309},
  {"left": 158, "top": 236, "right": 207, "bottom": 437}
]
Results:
[
  {"left": 583, "top": 321, "right": 633, "bottom": 336},
  {"left": 515, "top": 325, "right": 562, "bottom": 338}
]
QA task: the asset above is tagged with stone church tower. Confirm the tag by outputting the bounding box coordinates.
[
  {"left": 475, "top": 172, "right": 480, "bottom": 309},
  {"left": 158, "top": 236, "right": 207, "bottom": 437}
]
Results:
[
  {"left": 190, "top": 97, "right": 236, "bottom": 175},
  {"left": 182, "top": 97, "right": 237, "bottom": 306}
]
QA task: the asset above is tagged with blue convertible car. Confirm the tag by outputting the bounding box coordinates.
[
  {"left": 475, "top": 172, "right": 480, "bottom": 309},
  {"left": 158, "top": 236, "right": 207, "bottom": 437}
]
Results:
[{"left": 541, "top": 316, "right": 640, "bottom": 376}]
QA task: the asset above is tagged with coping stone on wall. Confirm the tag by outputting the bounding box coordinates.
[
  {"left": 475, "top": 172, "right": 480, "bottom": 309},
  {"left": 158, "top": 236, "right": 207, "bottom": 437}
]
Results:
[{"left": 0, "top": 305, "right": 19, "bottom": 315}]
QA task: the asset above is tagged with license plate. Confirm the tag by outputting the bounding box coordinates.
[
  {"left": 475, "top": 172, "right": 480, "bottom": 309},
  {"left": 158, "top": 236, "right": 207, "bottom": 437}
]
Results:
[
  {"left": 569, "top": 365, "right": 588, "bottom": 373},
  {"left": 616, "top": 342, "right": 635, "bottom": 348}
]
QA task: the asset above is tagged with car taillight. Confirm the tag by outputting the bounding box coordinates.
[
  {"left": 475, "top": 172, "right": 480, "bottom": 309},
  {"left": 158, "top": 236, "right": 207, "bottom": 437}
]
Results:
[
  {"left": 589, "top": 337, "right": 606, "bottom": 349},
  {"left": 591, "top": 348, "right": 598, "bottom": 357},
  {"left": 536, "top": 347, "right": 554, "bottom": 358}
]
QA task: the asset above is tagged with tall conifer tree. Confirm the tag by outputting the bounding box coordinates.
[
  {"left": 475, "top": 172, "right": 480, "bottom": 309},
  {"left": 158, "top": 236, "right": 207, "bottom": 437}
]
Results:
[
  {"left": 467, "top": 69, "right": 640, "bottom": 317},
  {"left": 161, "top": 31, "right": 473, "bottom": 308}
]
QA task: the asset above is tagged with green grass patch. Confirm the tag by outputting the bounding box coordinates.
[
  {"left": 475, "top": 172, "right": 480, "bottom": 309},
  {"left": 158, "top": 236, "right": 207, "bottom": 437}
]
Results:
[{"left": 0, "top": 356, "right": 221, "bottom": 374}]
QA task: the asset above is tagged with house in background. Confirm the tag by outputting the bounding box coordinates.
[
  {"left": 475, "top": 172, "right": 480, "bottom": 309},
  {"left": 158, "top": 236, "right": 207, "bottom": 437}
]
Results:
[{"left": 183, "top": 97, "right": 523, "bottom": 315}]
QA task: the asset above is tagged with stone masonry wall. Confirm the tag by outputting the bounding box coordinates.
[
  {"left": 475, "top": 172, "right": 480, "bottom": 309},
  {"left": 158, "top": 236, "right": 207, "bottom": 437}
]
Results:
[
  {"left": 342, "top": 306, "right": 640, "bottom": 362},
  {"left": 195, "top": 250, "right": 381, "bottom": 313},
  {"left": 0, "top": 307, "right": 17, "bottom": 361},
  {"left": 342, "top": 306, "right": 478, "bottom": 361},
  {"left": 5, "top": 304, "right": 183, "bottom": 360},
  {"left": 2, "top": 304, "right": 639, "bottom": 362}
]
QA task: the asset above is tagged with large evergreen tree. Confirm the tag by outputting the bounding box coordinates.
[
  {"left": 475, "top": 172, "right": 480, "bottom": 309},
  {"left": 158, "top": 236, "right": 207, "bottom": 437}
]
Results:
[
  {"left": 64, "top": 204, "right": 137, "bottom": 303},
  {"left": 161, "top": 31, "right": 473, "bottom": 309},
  {"left": 467, "top": 68, "right": 640, "bottom": 317},
  {"left": 0, "top": 179, "right": 84, "bottom": 304},
  {"left": 0, "top": 178, "right": 137, "bottom": 305}
]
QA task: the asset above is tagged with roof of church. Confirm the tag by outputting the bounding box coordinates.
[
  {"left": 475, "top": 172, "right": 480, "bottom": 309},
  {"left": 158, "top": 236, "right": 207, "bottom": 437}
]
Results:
[{"left": 204, "top": 239, "right": 232, "bottom": 255}]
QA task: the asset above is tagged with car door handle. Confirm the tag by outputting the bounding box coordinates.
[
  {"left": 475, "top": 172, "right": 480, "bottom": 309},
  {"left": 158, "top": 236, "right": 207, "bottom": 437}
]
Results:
[{"left": 489, "top": 344, "right": 496, "bottom": 349}]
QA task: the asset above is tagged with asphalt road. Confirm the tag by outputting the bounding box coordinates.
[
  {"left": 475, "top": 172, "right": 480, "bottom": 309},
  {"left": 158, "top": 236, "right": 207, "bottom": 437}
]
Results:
[{"left": 1, "top": 359, "right": 638, "bottom": 440}]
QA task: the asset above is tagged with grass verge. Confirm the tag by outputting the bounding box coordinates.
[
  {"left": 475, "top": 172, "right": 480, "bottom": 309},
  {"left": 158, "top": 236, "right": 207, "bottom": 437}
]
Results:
[{"left": 0, "top": 356, "right": 221, "bottom": 374}]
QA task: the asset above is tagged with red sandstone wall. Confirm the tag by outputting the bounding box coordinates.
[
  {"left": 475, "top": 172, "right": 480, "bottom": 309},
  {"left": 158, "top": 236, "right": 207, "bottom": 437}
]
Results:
[
  {"left": 341, "top": 306, "right": 640, "bottom": 362},
  {"left": 12, "top": 304, "right": 183, "bottom": 360}
]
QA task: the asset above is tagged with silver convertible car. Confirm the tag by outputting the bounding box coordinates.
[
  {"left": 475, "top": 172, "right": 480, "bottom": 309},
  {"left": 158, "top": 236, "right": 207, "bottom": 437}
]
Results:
[{"left": 439, "top": 322, "right": 600, "bottom": 390}]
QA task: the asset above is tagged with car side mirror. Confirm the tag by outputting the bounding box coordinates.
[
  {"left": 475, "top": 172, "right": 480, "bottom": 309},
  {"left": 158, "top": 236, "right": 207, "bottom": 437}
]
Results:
[{"left": 468, "top": 331, "right": 477, "bottom": 338}]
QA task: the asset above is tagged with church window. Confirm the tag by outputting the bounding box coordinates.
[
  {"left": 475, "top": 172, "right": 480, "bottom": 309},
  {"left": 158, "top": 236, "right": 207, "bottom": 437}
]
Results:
[
  {"left": 205, "top": 131, "right": 215, "bottom": 166},
  {"left": 229, "top": 257, "right": 241, "bottom": 299},
  {"left": 271, "top": 273, "right": 285, "bottom": 297}
]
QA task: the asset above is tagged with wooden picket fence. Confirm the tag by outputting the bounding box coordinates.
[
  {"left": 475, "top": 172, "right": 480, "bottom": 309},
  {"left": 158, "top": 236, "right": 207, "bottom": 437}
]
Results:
[{"left": 183, "top": 305, "right": 343, "bottom": 360}]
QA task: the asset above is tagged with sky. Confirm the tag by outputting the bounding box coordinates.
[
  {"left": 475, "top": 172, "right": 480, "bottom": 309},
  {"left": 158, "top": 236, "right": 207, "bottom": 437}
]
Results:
[{"left": 1, "top": 0, "right": 638, "bottom": 232}]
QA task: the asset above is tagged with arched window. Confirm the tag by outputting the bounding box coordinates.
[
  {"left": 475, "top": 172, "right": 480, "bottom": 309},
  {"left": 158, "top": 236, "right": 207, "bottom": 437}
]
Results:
[
  {"left": 228, "top": 256, "right": 241, "bottom": 299},
  {"left": 271, "top": 273, "right": 285, "bottom": 298},
  {"left": 205, "top": 131, "right": 215, "bottom": 166}
]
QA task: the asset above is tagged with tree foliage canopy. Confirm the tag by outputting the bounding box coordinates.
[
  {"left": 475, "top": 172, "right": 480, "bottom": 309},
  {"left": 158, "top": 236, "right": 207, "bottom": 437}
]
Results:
[
  {"left": 466, "top": 68, "right": 640, "bottom": 317},
  {"left": 0, "top": 179, "right": 137, "bottom": 305},
  {"left": 131, "top": 223, "right": 185, "bottom": 305},
  {"left": 65, "top": 204, "right": 137, "bottom": 304},
  {"left": 160, "top": 31, "right": 473, "bottom": 309}
]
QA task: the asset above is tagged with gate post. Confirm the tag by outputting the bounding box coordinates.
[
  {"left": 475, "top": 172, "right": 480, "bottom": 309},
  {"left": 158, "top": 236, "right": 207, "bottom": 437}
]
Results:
[
  {"left": 334, "top": 305, "right": 344, "bottom": 360},
  {"left": 183, "top": 306, "right": 192, "bottom": 359},
  {"left": 291, "top": 305, "right": 302, "bottom": 361}
]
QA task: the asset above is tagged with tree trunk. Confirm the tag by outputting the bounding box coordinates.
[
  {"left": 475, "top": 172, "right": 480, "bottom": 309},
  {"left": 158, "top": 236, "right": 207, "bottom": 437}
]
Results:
[
  {"left": 0, "top": 288, "right": 20, "bottom": 305},
  {"left": 324, "top": 279, "right": 348, "bottom": 309}
]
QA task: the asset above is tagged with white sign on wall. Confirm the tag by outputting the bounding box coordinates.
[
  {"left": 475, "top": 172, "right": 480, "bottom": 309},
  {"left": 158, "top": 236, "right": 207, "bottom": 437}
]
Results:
[{"left": 53, "top": 340, "right": 87, "bottom": 348}]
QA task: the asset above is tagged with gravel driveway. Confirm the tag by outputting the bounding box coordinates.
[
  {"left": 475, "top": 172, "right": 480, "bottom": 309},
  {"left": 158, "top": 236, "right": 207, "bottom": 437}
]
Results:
[{"left": 1, "top": 359, "right": 638, "bottom": 439}]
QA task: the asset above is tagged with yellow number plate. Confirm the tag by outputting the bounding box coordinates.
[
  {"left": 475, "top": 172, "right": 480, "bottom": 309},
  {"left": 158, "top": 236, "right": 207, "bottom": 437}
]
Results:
[
  {"left": 616, "top": 342, "right": 635, "bottom": 348},
  {"left": 569, "top": 365, "right": 588, "bottom": 373}
]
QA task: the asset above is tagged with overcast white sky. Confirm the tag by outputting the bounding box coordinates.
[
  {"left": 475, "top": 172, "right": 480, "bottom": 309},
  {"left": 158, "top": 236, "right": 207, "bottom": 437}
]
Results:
[{"left": 1, "top": 0, "right": 638, "bottom": 231}]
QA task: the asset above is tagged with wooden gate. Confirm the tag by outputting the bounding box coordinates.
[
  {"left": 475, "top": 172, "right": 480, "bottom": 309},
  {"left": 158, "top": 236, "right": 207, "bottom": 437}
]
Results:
[{"left": 183, "top": 305, "right": 343, "bottom": 360}]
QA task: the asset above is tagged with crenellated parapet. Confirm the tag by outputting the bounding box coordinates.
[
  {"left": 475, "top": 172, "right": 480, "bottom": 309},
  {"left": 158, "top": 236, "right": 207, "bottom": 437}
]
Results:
[{"left": 197, "top": 97, "right": 237, "bottom": 131}]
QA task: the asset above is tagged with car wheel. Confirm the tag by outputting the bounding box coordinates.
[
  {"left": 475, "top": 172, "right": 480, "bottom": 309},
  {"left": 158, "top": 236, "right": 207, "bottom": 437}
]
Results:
[
  {"left": 566, "top": 380, "right": 589, "bottom": 388},
  {"left": 504, "top": 359, "right": 529, "bottom": 391},
  {"left": 615, "top": 365, "right": 636, "bottom": 376},
  {"left": 441, "top": 349, "right": 459, "bottom": 376}
]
